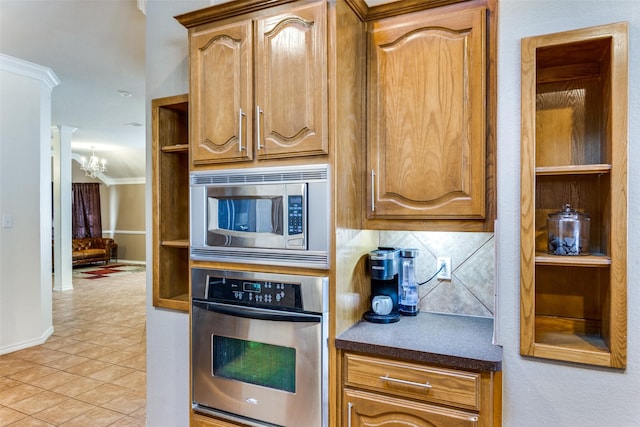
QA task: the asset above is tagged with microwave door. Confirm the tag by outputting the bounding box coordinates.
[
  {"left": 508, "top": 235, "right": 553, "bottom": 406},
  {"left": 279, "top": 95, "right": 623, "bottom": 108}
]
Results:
[
  {"left": 254, "top": 199, "right": 277, "bottom": 233},
  {"left": 207, "top": 195, "right": 286, "bottom": 249}
]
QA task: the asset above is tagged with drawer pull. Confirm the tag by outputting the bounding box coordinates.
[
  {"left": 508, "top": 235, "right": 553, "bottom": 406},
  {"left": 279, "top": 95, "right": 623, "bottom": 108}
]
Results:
[{"left": 380, "top": 375, "right": 433, "bottom": 389}]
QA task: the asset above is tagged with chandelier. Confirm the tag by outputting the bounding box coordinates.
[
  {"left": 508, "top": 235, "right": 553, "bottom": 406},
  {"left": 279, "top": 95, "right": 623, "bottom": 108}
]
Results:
[{"left": 80, "top": 147, "right": 107, "bottom": 178}]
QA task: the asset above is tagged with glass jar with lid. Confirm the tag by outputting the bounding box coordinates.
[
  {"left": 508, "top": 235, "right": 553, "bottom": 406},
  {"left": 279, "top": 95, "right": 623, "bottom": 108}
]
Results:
[{"left": 547, "top": 204, "right": 590, "bottom": 255}]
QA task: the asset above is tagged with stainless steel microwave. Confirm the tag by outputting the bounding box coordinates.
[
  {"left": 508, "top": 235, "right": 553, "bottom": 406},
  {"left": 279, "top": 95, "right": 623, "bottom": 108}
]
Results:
[{"left": 190, "top": 164, "right": 330, "bottom": 269}]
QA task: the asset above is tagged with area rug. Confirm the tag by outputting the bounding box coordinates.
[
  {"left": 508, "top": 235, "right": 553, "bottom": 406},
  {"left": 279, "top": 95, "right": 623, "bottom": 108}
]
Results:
[{"left": 72, "top": 263, "right": 145, "bottom": 279}]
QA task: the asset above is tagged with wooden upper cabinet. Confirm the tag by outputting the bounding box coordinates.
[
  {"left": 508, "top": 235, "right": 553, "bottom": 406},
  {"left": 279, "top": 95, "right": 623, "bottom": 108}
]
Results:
[
  {"left": 255, "top": 2, "right": 327, "bottom": 159},
  {"left": 190, "top": 20, "right": 253, "bottom": 164},
  {"left": 367, "top": 6, "right": 486, "bottom": 220},
  {"left": 183, "top": 1, "right": 327, "bottom": 165}
]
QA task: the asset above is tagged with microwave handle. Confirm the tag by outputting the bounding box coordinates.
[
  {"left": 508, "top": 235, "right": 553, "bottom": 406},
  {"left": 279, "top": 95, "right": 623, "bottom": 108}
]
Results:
[{"left": 193, "top": 300, "right": 320, "bottom": 323}]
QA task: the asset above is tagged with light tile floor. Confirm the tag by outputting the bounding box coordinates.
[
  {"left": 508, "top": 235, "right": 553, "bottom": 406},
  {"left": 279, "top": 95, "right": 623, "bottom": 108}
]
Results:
[{"left": 0, "top": 270, "right": 146, "bottom": 426}]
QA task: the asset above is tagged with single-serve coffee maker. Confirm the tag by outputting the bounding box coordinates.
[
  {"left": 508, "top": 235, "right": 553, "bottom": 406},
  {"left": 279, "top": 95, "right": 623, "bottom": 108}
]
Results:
[{"left": 363, "top": 247, "right": 401, "bottom": 323}]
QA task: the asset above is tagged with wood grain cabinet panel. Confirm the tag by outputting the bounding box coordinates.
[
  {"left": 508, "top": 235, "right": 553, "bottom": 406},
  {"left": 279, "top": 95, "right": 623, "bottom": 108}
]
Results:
[
  {"left": 186, "top": 1, "right": 327, "bottom": 165},
  {"left": 255, "top": 2, "right": 327, "bottom": 158},
  {"left": 343, "top": 388, "right": 479, "bottom": 427},
  {"left": 191, "top": 413, "right": 242, "bottom": 427},
  {"left": 344, "top": 353, "right": 480, "bottom": 410},
  {"left": 367, "top": 6, "right": 486, "bottom": 220},
  {"left": 340, "top": 351, "right": 500, "bottom": 427},
  {"left": 190, "top": 20, "right": 253, "bottom": 164}
]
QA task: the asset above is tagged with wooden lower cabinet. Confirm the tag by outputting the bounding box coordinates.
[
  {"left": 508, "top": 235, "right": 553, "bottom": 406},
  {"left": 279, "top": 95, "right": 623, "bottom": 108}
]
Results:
[
  {"left": 340, "top": 352, "right": 501, "bottom": 427},
  {"left": 343, "top": 388, "right": 479, "bottom": 427},
  {"left": 192, "top": 413, "right": 242, "bottom": 427}
]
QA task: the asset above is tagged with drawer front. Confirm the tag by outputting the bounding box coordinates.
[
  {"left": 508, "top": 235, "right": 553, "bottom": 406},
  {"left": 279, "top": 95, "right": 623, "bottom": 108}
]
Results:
[
  {"left": 344, "top": 353, "right": 480, "bottom": 410},
  {"left": 191, "top": 413, "right": 241, "bottom": 427},
  {"left": 343, "top": 388, "right": 479, "bottom": 427}
]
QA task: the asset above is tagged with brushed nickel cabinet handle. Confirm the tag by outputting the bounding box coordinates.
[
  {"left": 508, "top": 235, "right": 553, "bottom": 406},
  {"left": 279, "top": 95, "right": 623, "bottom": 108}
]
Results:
[
  {"left": 371, "top": 169, "right": 376, "bottom": 212},
  {"left": 347, "top": 402, "right": 353, "bottom": 427},
  {"left": 256, "top": 105, "right": 263, "bottom": 150},
  {"left": 379, "top": 374, "right": 433, "bottom": 389},
  {"left": 238, "top": 108, "right": 246, "bottom": 152}
]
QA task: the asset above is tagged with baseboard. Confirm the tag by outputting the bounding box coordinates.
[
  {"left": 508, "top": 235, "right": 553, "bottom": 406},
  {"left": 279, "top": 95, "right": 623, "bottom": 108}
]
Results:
[
  {"left": 113, "top": 259, "right": 146, "bottom": 266},
  {"left": 0, "top": 325, "right": 54, "bottom": 355}
]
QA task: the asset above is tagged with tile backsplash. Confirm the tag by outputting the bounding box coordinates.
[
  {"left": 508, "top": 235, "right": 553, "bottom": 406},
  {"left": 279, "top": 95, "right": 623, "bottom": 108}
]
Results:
[{"left": 379, "top": 231, "right": 495, "bottom": 318}]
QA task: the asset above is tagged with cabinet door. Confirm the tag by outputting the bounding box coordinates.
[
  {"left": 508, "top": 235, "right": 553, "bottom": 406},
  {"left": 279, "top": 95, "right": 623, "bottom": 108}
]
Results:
[
  {"left": 190, "top": 20, "right": 253, "bottom": 164},
  {"left": 343, "top": 388, "right": 478, "bottom": 427},
  {"left": 255, "top": 1, "right": 327, "bottom": 158},
  {"left": 367, "top": 7, "right": 486, "bottom": 219}
]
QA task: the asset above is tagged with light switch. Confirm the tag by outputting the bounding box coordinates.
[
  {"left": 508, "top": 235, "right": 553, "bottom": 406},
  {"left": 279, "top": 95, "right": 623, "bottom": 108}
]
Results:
[{"left": 2, "top": 214, "right": 13, "bottom": 228}]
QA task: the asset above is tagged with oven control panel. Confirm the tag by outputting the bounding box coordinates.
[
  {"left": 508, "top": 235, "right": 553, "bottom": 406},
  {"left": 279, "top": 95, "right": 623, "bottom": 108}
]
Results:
[{"left": 205, "top": 276, "right": 303, "bottom": 311}]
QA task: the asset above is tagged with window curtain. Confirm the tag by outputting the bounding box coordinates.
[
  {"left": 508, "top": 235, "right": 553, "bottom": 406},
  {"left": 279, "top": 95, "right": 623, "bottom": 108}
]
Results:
[{"left": 72, "top": 183, "right": 102, "bottom": 238}]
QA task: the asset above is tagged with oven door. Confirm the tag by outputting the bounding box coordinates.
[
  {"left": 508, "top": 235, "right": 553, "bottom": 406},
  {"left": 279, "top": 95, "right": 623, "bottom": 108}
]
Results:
[{"left": 192, "top": 301, "right": 326, "bottom": 427}]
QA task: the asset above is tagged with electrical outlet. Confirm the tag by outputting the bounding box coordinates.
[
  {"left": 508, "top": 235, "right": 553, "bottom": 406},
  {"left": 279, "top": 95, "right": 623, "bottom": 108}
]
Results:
[{"left": 436, "top": 257, "right": 452, "bottom": 280}]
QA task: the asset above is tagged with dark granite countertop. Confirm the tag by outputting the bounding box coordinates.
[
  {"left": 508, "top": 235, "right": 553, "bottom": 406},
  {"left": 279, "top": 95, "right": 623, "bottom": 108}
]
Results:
[{"left": 335, "top": 312, "right": 502, "bottom": 371}]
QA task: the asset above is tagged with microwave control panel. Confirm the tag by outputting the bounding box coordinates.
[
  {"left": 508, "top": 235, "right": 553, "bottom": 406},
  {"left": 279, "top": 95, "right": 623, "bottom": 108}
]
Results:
[
  {"left": 205, "top": 275, "right": 303, "bottom": 311},
  {"left": 287, "top": 195, "right": 304, "bottom": 236}
]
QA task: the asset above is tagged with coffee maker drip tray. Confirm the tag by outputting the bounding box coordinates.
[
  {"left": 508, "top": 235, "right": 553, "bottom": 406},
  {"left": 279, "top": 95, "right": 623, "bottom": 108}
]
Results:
[{"left": 363, "top": 310, "right": 400, "bottom": 324}]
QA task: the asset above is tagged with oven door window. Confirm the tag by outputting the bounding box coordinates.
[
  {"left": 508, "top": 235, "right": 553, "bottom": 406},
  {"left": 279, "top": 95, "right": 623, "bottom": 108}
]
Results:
[
  {"left": 215, "top": 198, "right": 283, "bottom": 234},
  {"left": 212, "top": 335, "right": 296, "bottom": 393}
]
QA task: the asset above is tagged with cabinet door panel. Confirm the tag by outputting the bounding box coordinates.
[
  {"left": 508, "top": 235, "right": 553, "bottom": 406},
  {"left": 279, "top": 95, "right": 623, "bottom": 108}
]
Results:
[
  {"left": 191, "top": 20, "right": 253, "bottom": 164},
  {"left": 343, "top": 388, "right": 478, "bottom": 427},
  {"left": 368, "top": 7, "right": 485, "bottom": 219},
  {"left": 255, "top": 2, "right": 327, "bottom": 158}
]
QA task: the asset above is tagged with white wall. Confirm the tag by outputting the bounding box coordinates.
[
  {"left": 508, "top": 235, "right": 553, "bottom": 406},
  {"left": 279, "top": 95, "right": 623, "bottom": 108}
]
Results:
[
  {"left": 145, "top": 1, "right": 208, "bottom": 426},
  {"left": 0, "top": 54, "right": 59, "bottom": 354},
  {"left": 496, "top": 1, "right": 640, "bottom": 426}
]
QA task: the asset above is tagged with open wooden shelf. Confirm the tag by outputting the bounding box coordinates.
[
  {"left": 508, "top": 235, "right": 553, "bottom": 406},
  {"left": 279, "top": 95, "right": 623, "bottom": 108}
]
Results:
[
  {"left": 161, "top": 239, "right": 190, "bottom": 248},
  {"left": 530, "top": 315, "right": 613, "bottom": 367},
  {"left": 520, "top": 23, "right": 627, "bottom": 369},
  {"left": 534, "top": 315, "right": 608, "bottom": 351},
  {"left": 161, "top": 144, "right": 189, "bottom": 153},
  {"left": 152, "top": 94, "right": 190, "bottom": 313},
  {"left": 535, "top": 252, "right": 610, "bottom": 267},
  {"left": 535, "top": 164, "right": 611, "bottom": 176}
]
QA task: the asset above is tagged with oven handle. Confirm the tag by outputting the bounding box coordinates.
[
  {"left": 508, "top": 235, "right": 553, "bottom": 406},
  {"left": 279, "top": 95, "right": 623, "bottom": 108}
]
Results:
[{"left": 193, "top": 300, "right": 321, "bottom": 323}]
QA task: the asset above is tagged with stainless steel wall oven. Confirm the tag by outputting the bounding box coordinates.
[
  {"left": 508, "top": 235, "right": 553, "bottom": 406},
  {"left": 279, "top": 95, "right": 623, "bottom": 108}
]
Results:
[{"left": 191, "top": 268, "right": 329, "bottom": 427}]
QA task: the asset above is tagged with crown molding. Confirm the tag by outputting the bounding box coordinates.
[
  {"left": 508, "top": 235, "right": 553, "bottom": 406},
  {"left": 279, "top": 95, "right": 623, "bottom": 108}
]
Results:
[
  {"left": 69, "top": 154, "right": 145, "bottom": 186},
  {"left": 110, "top": 177, "right": 146, "bottom": 185},
  {"left": 137, "top": 0, "right": 146, "bottom": 15},
  {"left": 0, "top": 53, "right": 60, "bottom": 91}
]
